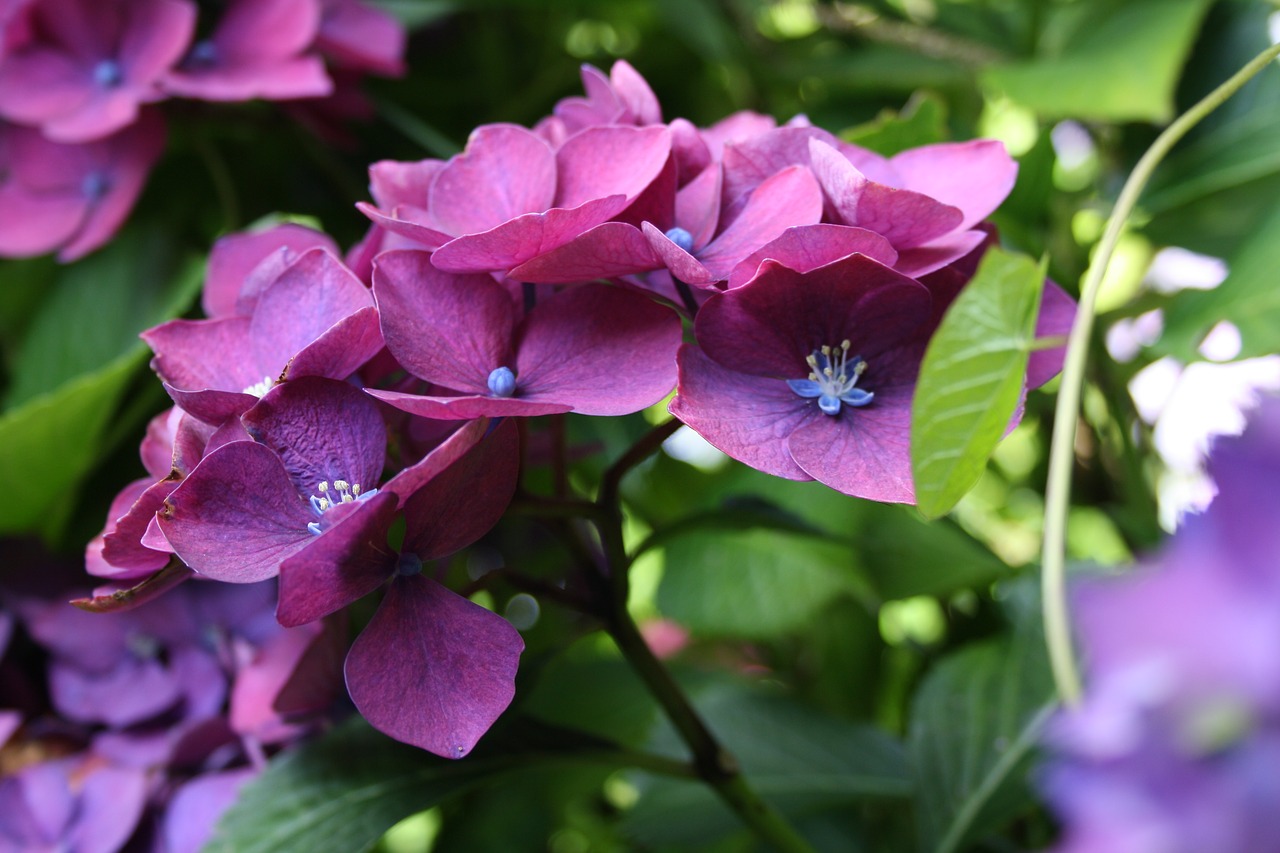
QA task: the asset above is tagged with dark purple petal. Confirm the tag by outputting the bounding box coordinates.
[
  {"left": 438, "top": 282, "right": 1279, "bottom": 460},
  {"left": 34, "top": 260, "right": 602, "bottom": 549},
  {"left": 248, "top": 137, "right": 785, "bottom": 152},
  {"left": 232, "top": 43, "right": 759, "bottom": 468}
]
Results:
[
  {"left": 669, "top": 344, "right": 813, "bottom": 481},
  {"left": 345, "top": 573, "right": 523, "bottom": 758},
  {"left": 726, "top": 224, "right": 898, "bottom": 290},
  {"left": 158, "top": 441, "right": 313, "bottom": 583},
  {"left": 429, "top": 123, "right": 556, "bottom": 236},
  {"left": 372, "top": 250, "right": 514, "bottom": 393},
  {"left": 786, "top": 380, "right": 917, "bottom": 502},
  {"left": 379, "top": 417, "right": 490, "bottom": 504},
  {"left": 100, "top": 476, "right": 179, "bottom": 576},
  {"left": 403, "top": 419, "right": 519, "bottom": 560},
  {"left": 276, "top": 490, "right": 397, "bottom": 626},
  {"left": 512, "top": 283, "right": 681, "bottom": 415},
  {"left": 695, "top": 254, "right": 932, "bottom": 379},
  {"left": 242, "top": 376, "right": 386, "bottom": 499}
]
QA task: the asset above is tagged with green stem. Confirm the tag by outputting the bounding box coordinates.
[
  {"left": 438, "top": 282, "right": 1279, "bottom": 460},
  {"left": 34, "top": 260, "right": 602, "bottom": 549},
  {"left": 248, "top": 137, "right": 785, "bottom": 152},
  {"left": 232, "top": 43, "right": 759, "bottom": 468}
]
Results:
[
  {"left": 593, "top": 420, "right": 815, "bottom": 853},
  {"left": 1041, "top": 43, "right": 1280, "bottom": 707}
]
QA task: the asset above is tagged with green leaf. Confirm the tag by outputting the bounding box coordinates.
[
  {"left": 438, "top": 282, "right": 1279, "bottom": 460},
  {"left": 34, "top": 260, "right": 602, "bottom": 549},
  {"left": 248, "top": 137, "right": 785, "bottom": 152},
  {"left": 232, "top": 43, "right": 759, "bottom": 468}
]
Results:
[
  {"left": 206, "top": 718, "right": 514, "bottom": 853},
  {"left": 657, "top": 527, "right": 863, "bottom": 638},
  {"left": 842, "top": 91, "right": 949, "bottom": 157},
  {"left": 1156, "top": 201, "right": 1280, "bottom": 360},
  {"left": 627, "top": 682, "right": 911, "bottom": 847},
  {"left": 982, "top": 0, "right": 1213, "bottom": 122},
  {"left": 908, "top": 583, "right": 1056, "bottom": 853},
  {"left": 0, "top": 229, "right": 202, "bottom": 538},
  {"left": 911, "top": 248, "right": 1045, "bottom": 519}
]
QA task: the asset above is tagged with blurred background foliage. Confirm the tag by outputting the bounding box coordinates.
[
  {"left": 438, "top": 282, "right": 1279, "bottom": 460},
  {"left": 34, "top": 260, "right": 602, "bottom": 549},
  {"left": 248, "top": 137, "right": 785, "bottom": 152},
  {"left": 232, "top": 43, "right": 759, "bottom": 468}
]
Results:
[{"left": 3, "top": 0, "right": 1280, "bottom": 851}]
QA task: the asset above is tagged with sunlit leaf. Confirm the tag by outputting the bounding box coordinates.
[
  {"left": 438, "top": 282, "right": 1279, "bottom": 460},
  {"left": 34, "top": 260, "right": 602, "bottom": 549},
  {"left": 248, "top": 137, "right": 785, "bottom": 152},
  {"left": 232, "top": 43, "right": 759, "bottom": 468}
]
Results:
[
  {"left": 911, "top": 248, "right": 1045, "bottom": 519},
  {"left": 983, "top": 0, "right": 1213, "bottom": 122}
]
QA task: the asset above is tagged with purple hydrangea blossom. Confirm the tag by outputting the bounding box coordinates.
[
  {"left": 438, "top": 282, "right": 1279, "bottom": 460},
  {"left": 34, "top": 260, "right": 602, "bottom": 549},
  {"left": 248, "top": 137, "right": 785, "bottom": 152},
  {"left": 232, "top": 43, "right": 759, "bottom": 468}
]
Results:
[
  {"left": 670, "top": 252, "right": 933, "bottom": 502},
  {"left": 0, "top": 109, "right": 164, "bottom": 260},
  {"left": 161, "top": 0, "right": 332, "bottom": 102},
  {"left": 0, "top": 756, "right": 150, "bottom": 853},
  {"left": 1041, "top": 397, "right": 1280, "bottom": 853},
  {"left": 0, "top": 0, "right": 195, "bottom": 142}
]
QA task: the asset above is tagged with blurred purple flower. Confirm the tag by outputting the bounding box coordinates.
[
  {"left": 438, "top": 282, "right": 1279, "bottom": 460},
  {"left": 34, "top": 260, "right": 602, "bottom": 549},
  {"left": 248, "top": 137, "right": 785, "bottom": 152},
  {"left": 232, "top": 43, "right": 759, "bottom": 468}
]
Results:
[
  {"left": 0, "top": 110, "right": 163, "bottom": 260},
  {"left": 1041, "top": 397, "right": 1280, "bottom": 853},
  {"left": 0, "top": 0, "right": 195, "bottom": 142},
  {"left": 0, "top": 756, "right": 149, "bottom": 853}
]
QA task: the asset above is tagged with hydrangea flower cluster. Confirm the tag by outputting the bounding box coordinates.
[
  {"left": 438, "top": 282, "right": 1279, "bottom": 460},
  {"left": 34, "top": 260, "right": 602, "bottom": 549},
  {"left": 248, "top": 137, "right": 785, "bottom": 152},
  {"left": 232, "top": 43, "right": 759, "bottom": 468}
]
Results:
[
  {"left": 0, "top": 0, "right": 404, "bottom": 261},
  {"left": 1041, "top": 397, "right": 1280, "bottom": 853},
  {"left": 0, "top": 564, "right": 339, "bottom": 852},
  {"left": 86, "top": 61, "right": 1070, "bottom": 762}
]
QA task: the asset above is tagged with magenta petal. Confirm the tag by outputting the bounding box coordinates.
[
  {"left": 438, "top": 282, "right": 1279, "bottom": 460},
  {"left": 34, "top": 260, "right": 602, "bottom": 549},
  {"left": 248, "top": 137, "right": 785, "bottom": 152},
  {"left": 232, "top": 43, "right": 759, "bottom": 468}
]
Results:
[
  {"left": 808, "top": 138, "right": 962, "bottom": 249},
  {"left": 345, "top": 574, "right": 523, "bottom": 758},
  {"left": 158, "top": 441, "right": 312, "bottom": 583},
  {"left": 355, "top": 201, "right": 452, "bottom": 250},
  {"left": 367, "top": 388, "right": 571, "bottom": 421},
  {"left": 610, "top": 59, "right": 660, "bottom": 123},
  {"left": 670, "top": 345, "right": 813, "bottom": 481},
  {"left": 696, "top": 165, "right": 823, "bottom": 281},
  {"left": 786, "top": 384, "right": 917, "bottom": 502},
  {"left": 675, "top": 162, "right": 721, "bottom": 248},
  {"left": 100, "top": 477, "right": 179, "bottom": 575},
  {"left": 242, "top": 376, "right": 386, "bottom": 495},
  {"left": 554, "top": 124, "right": 671, "bottom": 209},
  {"left": 276, "top": 490, "right": 397, "bottom": 626},
  {"left": 726, "top": 224, "right": 898, "bottom": 290},
  {"left": 163, "top": 768, "right": 256, "bottom": 853},
  {"left": 894, "top": 229, "right": 987, "bottom": 279},
  {"left": 249, "top": 247, "right": 375, "bottom": 375},
  {"left": 373, "top": 250, "right": 514, "bottom": 392},
  {"left": 509, "top": 221, "right": 659, "bottom": 284},
  {"left": 368, "top": 158, "right": 442, "bottom": 209},
  {"left": 0, "top": 50, "right": 85, "bottom": 126},
  {"left": 514, "top": 284, "right": 681, "bottom": 416},
  {"left": 203, "top": 223, "right": 339, "bottom": 318},
  {"left": 403, "top": 419, "right": 519, "bottom": 559},
  {"left": 1027, "top": 278, "right": 1075, "bottom": 389},
  {"left": 428, "top": 196, "right": 628, "bottom": 274},
  {"left": 429, "top": 123, "right": 556, "bottom": 236},
  {"left": 642, "top": 221, "right": 716, "bottom": 286},
  {"left": 283, "top": 305, "right": 383, "bottom": 382},
  {"left": 890, "top": 139, "right": 1017, "bottom": 231},
  {"left": 50, "top": 658, "right": 180, "bottom": 726}
]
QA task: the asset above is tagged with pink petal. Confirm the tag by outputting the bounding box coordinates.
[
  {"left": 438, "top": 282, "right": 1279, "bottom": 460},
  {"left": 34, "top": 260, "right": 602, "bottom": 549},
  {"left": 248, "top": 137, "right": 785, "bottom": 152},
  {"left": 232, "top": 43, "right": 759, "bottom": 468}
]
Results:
[
  {"left": 365, "top": 388, "right": 571, "bottom": 421},
  {"left": 509, "top": 221, "right": 659, "bottom": 284},
  {"left": 610, "top": 59, "right": 661, "bottom": 124},
  {"left": 642, "top": 221, "right": 716, "bottom": 286},
  {"left": 695, "top": 164, "right": 823, "bottom": 280},
  {"left": 514, "top": 283, "right": 681, "bottom": 416},
  {"left": 429, "top": 123, "right": 556, "bottom": 236},
  {"left": 674, "top": 162, "right": 720, "bottom": 249},
  {"left": 890, "top": 139, "right": 1018, "bottom": 231},
  {"left": 373, "top": 249, "right": 514, "bottom": 392},
  {"left": 894, "top": 229, "right": 987, "bottom": 279},
  {"left": 345, "top": 574, "right": 523, "bottom": 758},
  {"left": 355, "top": 201, "right": 452, "bottom": 250},
  {"left": 1027, "top": 278, "right": 1075, "bottom": 389},
  {"left": 203, "top": 223, "right": 338, "bottom": 318},
  {"left": 554, "top": 124, "right": 670, "bottom": 209},
  {"left": 727, "top": 224, "right": 898, "bottom": 290}
]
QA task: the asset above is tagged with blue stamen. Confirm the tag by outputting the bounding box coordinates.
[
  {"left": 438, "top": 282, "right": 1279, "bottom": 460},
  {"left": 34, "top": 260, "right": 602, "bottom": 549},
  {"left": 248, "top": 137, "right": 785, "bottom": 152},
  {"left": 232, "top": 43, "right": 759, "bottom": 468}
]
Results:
[
  {"left": 396, "top": 553, "right": 424, "bottom": 577},
  {"left": 788, "top": 340, "right": 874, "bottom": 416},
  {"left": 185, "top": 40, "right": 218, "bottom": 69},
  {"left": 81, "top": 172, "right": 110, "bottom": 200},
  {"left": 665, "top": 226, "right": 695, "bottom": 254},
  {"left": 306, "top": 479, "right": 378, "bottom": 535},
  {"left": 93, "top": 59, "right": 123, "bottom": 88},
  {"left": 487, "top": 366, "right": 517, "bottom": 398}
]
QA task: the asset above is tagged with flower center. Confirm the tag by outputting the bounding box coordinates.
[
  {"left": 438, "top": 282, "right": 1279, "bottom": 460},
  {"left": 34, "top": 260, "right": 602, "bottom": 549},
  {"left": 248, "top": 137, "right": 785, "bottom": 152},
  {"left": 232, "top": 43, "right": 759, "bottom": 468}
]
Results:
[
  {"left": 786, "top": 340, "right": 874, "bottom": 416},
  {"left": 487, "top": 366, "right": 517, "bottom": 398},
  {"left": 81, "top": 171, "right": 110, "bottom": 200},
  {"left": 185, "top": 40, "right": 219, "bottom": 69},
  {"left": 307, "top": 479, "right": 378, "bottom": 534},
  {"left": 665, "top": 226, "right": 695, "bottom": 254},
  {"left": 242, "top": 375, "right": 274, "bottom": 397},
  {"left": 92, "top": 59, "right": 123, "bottom": 88}
]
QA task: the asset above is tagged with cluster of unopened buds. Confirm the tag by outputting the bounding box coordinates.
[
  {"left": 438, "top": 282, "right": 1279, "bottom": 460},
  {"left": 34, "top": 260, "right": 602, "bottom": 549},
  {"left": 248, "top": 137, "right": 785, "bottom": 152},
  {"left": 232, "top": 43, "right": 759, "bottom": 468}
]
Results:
[
  {"left": 77, "top": 61, "right": 1073, "bottom": 770},
  {"left": 0, "top": 0, "right": 405, "bottom": 260}
]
